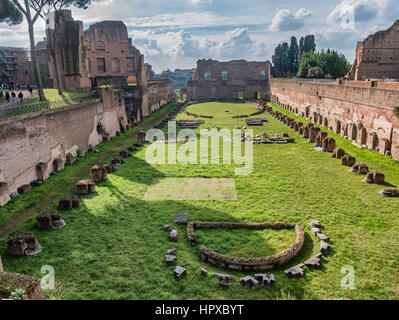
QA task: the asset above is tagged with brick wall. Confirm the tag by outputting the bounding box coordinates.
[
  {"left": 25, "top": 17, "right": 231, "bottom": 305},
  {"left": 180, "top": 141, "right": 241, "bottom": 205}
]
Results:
[
  {"left": 0, "top": 87, "right": 127, "bottom": 206},
  {"left": 270, "top": 80, "right": 399, "bottom": 161}
]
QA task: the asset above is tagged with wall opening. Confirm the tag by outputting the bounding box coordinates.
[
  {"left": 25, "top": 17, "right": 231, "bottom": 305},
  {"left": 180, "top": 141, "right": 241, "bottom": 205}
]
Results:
[
  {"left": 360, "top": 127, "right": 367, "bottom": 146},
  {"left": 336, "top": 120, "right": 341, "bottom": 134},
  {"left": 351, "top": 124, "right": 357, "bottom": 141},
  {"left": 372, "top": 133, "right": 379, "bottom": 151},
  {"left": 112, "top": 58, "right": 120, "bottom": 73}
]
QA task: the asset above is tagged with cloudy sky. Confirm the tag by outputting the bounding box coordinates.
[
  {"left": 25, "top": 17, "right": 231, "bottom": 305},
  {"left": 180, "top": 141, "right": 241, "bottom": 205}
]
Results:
[{"left": 1, "top": 0, "right": 399, "bottom": 72}]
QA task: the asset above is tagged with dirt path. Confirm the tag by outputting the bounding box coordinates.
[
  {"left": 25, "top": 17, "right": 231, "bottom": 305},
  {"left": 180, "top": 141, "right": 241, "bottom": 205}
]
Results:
[{"left": 0, "top": 106, "right": 176, "bottom": 238}]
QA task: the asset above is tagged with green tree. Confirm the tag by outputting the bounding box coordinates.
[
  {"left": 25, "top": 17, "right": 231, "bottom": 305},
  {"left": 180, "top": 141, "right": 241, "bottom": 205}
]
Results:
[
  {"left": 12, "top": 0, "right": 48, "bottom": 101},
  {"left": 288, "top": 36, "right": 299, "bottom": 74},
  {"left": 0, "top": 0, "right": 23, "bottom": 25},
  {"left": 298, "top": 49, "right": 351, "bottom": 79},
  {"left": 308, "top": 66, "right": 324, "bottom": 78},
  {"left": 297, "top": 51, "right": 319, "bottom": 78}
]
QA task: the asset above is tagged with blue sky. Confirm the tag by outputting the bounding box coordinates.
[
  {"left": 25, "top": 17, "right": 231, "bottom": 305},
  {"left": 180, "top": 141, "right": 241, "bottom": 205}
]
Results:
[{"left": 1, "top": 0, "right": 399, "bottom": 72}]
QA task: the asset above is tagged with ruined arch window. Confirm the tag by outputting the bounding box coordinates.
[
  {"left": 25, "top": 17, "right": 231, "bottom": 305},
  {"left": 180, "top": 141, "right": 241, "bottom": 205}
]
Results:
[
  {"left": 126, "top": 57, "right": 135, "bottom": 72},
  {"left": 351, "top": 124, "right": 357, "bottom": 141},
  {"left": 97, "top": 58, "right": 106, "bottom": 73},
  {"left": 112, "top": 58, "right": 121, "bottom": 73},
  {"left": 336, "top": 120, "right": 341, "bottom": 134},
  {"left": 222, "top": 71, "right": 228, "bottom": 81},
  {"left": 204, "top": 72, "right": 210, "bottom": 81},
  {"left": 88, "top": 58, "right": 92, "bottom": 73},
  {"left": 324, "top": 118, "right": 328, "bottom": 127},
  {"left": 260, "top": 71, "right": 266, "bottom": 80},
  {"left": 84, "top": 40, "right": 90, "bottom": 48},
  {"left": 360, "top": 127, "right": 367, "bottom": 146}
]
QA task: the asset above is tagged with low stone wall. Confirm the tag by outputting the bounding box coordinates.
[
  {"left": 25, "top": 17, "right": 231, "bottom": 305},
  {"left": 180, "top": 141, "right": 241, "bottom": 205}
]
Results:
[
  {"left": 188, "top": 221, "right": 305, "bottom": 271},
  {"left": 270, "top": 79, "right": 399, "bottom": 160},
  {"left": 0, "top": 87, "right": 127, "bottom": 206}
]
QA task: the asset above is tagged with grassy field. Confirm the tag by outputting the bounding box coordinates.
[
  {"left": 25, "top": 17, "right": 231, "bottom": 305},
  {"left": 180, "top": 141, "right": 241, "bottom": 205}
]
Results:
[{"left": 1, "top": 101, "right": 399, "bottom": 300}]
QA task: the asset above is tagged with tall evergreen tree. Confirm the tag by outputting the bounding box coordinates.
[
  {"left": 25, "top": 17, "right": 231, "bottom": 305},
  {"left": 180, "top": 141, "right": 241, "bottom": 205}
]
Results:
[{"left": 288, "top": 36, "right": 299, "bottom": 74}]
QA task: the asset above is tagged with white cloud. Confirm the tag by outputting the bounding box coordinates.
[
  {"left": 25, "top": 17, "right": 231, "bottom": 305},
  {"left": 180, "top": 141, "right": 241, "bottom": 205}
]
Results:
[
  {"left": 131, "top": 27, "right": 268, "bottom": 72},
  {"left": 191, "top": 0, "right": 214, "bottom": 3},
  {"left": 269, "top": 8, "right": 312, "bottom": 32}
]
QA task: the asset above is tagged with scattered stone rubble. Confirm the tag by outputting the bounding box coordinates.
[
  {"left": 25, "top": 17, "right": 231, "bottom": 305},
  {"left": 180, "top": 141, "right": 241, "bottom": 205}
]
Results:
[
  {"left": 170, "top": 230, "right": 178, "bottom": 242},
  {"left": 215, "top": 273, "right": 235, "bottom": 286},
  {"left": 239, "top": 276, "right": 259, "bottom": 289},
  {"left": 379, "top": 188, "right": 399, "bottom": 197},
  {"left": 284, "top": 219, "right": 331, "bottom": 278},
  {"left": 255, "top": 273, "right": 275, "bottom": 287}
]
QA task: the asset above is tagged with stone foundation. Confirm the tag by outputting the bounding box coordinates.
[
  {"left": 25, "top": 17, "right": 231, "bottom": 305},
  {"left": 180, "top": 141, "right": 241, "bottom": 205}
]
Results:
[{"left": 188, "top": 221, "right": 304, "bottom": 271}]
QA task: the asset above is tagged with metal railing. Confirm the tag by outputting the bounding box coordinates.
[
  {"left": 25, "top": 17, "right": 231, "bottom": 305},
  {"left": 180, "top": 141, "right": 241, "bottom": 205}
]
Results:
[{"left": 0, "top": 91, "right": 99, "bottom": 119}]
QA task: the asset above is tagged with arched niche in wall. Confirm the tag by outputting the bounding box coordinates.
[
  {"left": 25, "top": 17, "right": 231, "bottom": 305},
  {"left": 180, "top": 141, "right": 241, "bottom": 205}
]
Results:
[{"left": 112, "top": 58, "right": 121, "bottom": 73}]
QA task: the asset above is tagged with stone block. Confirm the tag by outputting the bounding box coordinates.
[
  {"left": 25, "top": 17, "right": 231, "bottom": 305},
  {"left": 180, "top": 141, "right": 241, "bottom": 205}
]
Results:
[
  {"left": 351, "top": 162, "right": 369, "bottom": 174},
  {"left": 174, "top": 213, "right": 188, "bottom": 224},
  {"left": 332, "top": 148, "right": 345, "bottom": 159},
  {"left": 322, "top": 137, "right": 336, "bottom": 152},
  {"left": 170, "top": 230, "right": 178, "bottom": 242},
  {"left": 66, "top": 153, "right": 75, "bottom": 165},
  {"left": 341, "top": 155, "right": 356, "bottom": 166},
  {"left": 284, "top": 264, "right": 305, "bottom": 278},
  {"left": 304, "top": 253, "right": 323, "bottom": 269},
  {"left": 35, "top": 163, "right": 48, "bottom": 181},
  {"left": 53, "top": 158, "right": 64, "bottom": 172},
  {"left": 379, "top": 188, "right": 399, "bottom": 197},
  {"left": 364, "top": 170, "right": 385, "bottom": 184},
  {"left": 0, "top": 272, "right": 44, "bottom": 300},
  {"left": 320, "top": 240, "right": 331, "bottom": 255},
  {"left": 90, "top": 165, "right": 103, "bottom": 182},
  {"left": 174, "top": 266, "right": 186, "bottom": 280}
]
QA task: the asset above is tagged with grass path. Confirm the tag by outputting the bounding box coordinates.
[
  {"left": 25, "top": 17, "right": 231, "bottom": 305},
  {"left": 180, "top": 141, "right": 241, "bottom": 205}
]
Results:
[{"left": 1, "top": 101, "right": 399, "bottom": 300}]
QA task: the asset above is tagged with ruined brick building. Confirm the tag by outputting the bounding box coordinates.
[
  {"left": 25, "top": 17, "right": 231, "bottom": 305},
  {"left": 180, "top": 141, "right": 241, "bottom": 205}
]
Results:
[
  {"left": 0, "top": 46, "right": 32, "bottom": 86},
  {"left": 45, "top": 10, "right": 91, "bottom": 91},
  {"left": 41, "top": 10, "right": 175, "bottom": 124},
  {"left": 348, "top": 20, "right": 399, "bottom": 81},
  {"left": 187, "top": 59, "right": 271, "bottom": 100}
]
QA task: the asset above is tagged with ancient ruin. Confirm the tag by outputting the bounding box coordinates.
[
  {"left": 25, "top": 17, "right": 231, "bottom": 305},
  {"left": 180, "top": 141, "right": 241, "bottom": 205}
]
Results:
[
  {"left": 188, "top": 221, "right": 305, "bottom": 271},
  {"left": 187, "top": 59, "right": 271, "bottom": 100},
  {"left": 348, "top": 20, "right": 399, "bottom": 81}
]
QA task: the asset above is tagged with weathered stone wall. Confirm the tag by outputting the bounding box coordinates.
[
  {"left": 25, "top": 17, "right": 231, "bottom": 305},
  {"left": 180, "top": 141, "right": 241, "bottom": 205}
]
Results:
[
  {"left": 187, "top": 59, "right": 271, "bottom": 100},
  {"left": 148, "top": 80, "right": 175, "bottom": 113},
  {"left": 270, "top": 79, "right": 399, "bottom": 160},
  {"left": 0, "top": 87, "right": 127, "bottom": 206}
]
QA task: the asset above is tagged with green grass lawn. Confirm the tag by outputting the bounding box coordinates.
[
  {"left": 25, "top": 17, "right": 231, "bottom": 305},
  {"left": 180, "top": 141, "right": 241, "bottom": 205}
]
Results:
[{"left": 1, "top": 101, "right": 399, "bottom": 300}]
